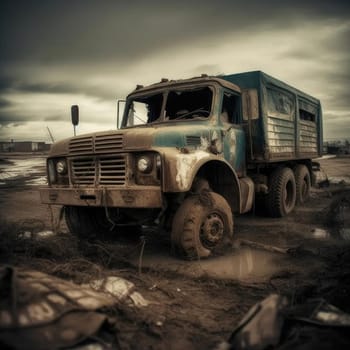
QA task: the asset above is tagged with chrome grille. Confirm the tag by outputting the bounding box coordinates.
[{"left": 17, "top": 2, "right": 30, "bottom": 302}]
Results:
[{"left": 71, "top": 155, "right": 126, "bottom": 185}]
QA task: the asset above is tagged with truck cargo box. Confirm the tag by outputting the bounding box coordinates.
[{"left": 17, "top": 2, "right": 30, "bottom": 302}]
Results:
[{"left": 223, "top": 71, "right": 323, "bottom": 162}]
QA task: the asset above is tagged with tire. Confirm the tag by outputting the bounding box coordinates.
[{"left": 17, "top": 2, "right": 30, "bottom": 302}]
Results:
[
  {"left": 267, "top": 167, "right": 296, "bottom": 217},
  {"left": 65, "top": 206, "right": 115, "bottom": 239},
  {"left": 171, "top": 192, "right": 233, "bottom": 259},
  {"left": 65, "top": 206, "right": 141, "bottom": 240},
  {"left": 294, "top": 164, "right": 311, "bottom": 205}
]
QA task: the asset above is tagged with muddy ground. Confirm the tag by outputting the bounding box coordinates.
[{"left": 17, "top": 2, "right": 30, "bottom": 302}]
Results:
[{"left": 1, "top": 155, "right": 350, "bottom": 349}]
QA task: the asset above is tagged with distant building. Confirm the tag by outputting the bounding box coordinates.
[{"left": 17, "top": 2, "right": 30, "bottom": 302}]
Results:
[
  {"left": 325, "top": 140, "right": 350, "bottom": 155},
  {"left": 0, "top": 141, "right": 51, "bottom": 152}
]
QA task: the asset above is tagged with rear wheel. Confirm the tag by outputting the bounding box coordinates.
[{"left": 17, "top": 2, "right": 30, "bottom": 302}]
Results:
[
  {"left": 171, "top": 192, "right": 233, "bottom": 259},
  {"left": 294, "top": 164, "right": 311, "bottom": 205},
  {"left": 267, "top": 168, "right": 296, "bottom": 217}
]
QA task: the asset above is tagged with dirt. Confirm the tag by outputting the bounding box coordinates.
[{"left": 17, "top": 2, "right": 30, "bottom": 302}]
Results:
[{"left": 1, "top": 155, "right": 350, "bottom": 349}]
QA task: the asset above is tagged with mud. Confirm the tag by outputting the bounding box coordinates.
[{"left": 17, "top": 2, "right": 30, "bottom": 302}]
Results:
[{"left": 1, "top": 155, "right": 350, "bottom": 349}]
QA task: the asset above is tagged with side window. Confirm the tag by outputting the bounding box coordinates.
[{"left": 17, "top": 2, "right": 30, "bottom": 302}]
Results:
[
  {"left": 299, "top": 99, "right": 317, "bottom": 122},
  {"left": 267, "top": 87, "right": 295, "bottom": 121},
  {"left": 221, "top": 91, "right": 240, "bottom": 123}
]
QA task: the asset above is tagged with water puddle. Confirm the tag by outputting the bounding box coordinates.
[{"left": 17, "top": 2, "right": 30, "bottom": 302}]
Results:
[
  {"left": 191, "top": 248, "right": 283, "bottom": 280},
  {"left": 0, "top": 157, "right": 46, "bottom": 186},
  {"left": 328, "top": 176, "right": 350, "bottom": 185},
  {"left": 138, "top": 247, "right": 285, "bottom": 281}
]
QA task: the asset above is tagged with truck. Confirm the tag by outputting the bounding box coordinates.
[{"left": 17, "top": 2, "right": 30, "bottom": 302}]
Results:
[{"left": 40, "top": 71, "right": 323, "bottom": 259}]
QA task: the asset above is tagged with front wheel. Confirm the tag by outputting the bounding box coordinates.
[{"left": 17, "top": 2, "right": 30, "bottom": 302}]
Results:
[{"left": 171, "top": 192, "right": 233, "bottom": 259}]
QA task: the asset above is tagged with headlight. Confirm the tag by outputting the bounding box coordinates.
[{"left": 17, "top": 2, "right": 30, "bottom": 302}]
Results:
[
  {"left": 56, "top": 160, "right": 67, "bottom": 174},
  {"left": 48, "top": 160, "right": 56, "bottom": 184},
  {"left": 137, "top": 156, "right": 152, "bottom": 173},
  {"left": 156, "top": 154, "right": 161, "bottom": 169}
]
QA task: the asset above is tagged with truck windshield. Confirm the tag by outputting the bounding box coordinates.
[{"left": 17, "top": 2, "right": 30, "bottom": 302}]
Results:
[{"left": 123, "top": 87, "right": 213, "bottom": 127}]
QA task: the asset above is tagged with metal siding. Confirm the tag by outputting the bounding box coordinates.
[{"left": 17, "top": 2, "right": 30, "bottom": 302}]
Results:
[
  {"left": 222, "top": 71, "right": 322, "bottom": 161},
  {"left": 299, "top": 120, "right": 318, "bottom": 154},
  {"left": 267, "top": 117, "right": 295, "bottom": 156}
]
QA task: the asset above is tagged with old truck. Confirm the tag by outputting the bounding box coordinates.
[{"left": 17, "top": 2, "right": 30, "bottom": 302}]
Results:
[{"left": 40, "top": 71, "right": 323, "bottom": 259}]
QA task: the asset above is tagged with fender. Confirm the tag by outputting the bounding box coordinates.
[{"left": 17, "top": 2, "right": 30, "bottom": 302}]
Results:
[{"left": 161, "top": 149, "right": 242, "bottom": 213}]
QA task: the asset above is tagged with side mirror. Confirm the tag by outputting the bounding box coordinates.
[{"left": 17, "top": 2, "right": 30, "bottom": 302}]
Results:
[
  {"left": 242, "top": 89, "right": 259, "bottom": 120},
  {"left": 71, "top": 105, "right": 79, "bottom": 126}
]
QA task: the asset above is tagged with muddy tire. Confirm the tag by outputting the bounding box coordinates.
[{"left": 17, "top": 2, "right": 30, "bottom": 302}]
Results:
[
  {"left": 294, "top": 164, "right": 311, "bottom": 205},
  {"left": 171, "top": 192, "right": 233, "bottom": 259},
  {"left": 267, "top": 167, "right": 296, "bottom": 217}
]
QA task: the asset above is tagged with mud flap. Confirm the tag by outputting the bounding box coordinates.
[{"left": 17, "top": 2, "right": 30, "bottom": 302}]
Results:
[{"left": 312, "top": 161, "right": 329, "bottom": 188}]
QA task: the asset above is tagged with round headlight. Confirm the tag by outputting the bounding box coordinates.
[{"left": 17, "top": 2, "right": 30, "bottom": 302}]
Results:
[
  {"left": 56, "top": 160, "right": 67, "bottom": 174},
  {"left": 137, "top": 156, "right": 152, "bottom": 173}
]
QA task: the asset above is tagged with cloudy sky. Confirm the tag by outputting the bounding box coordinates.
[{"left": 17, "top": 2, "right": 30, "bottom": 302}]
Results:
[{"left": 0, "top": 0, "right": 349, "bottom": 142}]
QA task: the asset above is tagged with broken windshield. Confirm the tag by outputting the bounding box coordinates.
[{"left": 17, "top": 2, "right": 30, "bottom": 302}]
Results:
[{"left": 123, "top": 86, "right": 213, "bottom": 127}]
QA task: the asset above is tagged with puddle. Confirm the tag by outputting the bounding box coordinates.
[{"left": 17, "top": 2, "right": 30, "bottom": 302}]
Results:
[
  {"left": 329, "top": 176, "right": 350, "bottom": 185},
  {"left": 191, "top": 248, "right": 283, "bottom": 279},
  {"left": 137, "top": 248, "right": 284, "bottom": 281},
  {"left": 0, "top": 157, "right": 46, "bottom": 186}
]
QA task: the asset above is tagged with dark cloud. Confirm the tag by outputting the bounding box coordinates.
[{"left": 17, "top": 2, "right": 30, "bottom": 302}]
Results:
[
  {"left": 0, "top": 98, "right": 12, "bottom": 108},
  {"left": 0, "top": 1, "right": 349, "bottom": 140},
  {"left": 1, "top": 0, "right": 349, "bottom": 66},
  {"left": 0, "top": 111, "right": 29, "bottom": 123}
]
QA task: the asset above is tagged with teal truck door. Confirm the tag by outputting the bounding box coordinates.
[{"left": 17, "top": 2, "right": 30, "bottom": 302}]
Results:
[{"left": 221, "top": 90, "right": 246, "bottom": 176}]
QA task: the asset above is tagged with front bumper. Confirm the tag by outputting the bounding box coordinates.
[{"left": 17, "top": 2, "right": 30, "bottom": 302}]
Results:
[{"left": 40, "top": 186, "right": 163, "bottom": 208}]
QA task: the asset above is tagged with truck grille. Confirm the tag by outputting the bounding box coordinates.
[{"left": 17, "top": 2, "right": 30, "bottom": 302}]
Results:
[
  {"left": 69, "top": 136, "right": 93, "bottom": 155},
  {"left": 71, "top": 155, "right": 126, "bottom": 185},
  {"left": 69, "top": 133, "right": 124, "bottom": 155}
]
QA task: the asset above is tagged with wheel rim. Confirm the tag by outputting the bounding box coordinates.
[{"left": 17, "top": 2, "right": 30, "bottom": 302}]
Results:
[{"left": 200, "top": 213, "right": 224, "bottom": 248}]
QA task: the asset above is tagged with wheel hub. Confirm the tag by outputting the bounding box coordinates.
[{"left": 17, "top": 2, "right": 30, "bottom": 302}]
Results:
[{"left": 200, "top": 213, "right": 224, "bottom": 247}]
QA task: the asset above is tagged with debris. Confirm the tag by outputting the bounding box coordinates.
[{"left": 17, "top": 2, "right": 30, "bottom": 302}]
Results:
[
  {"left": 0, "top": 267, "right": 151, "bottom": 350},
  {"left": 0, "top": 266, "right": 117, "bottom": 350},
  {"left": 85, "top": 276, "right": 134, "bottom": 300},
  {"left": 84, "top": 276, "right": 151, "bottom": 308},
  {"left": 218, "top": 295, "right": 350, "bottom": 350},
  {"left": 225, "top": 294, "right": 288, "bottom": 350},
  {"left": 290, "top": 298, "right": 350, "bottom": 327}
]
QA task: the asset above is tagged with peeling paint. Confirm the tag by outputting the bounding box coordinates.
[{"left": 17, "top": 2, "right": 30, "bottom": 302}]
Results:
[
  {"left": 200, "top": 136, "right": 209, "bottom": 150},
  {"left": 175, "top": 151, "right": 209, "bottom": 190},
  {"left": 230, "top": 130, "right": 237, "bottom": 157}
]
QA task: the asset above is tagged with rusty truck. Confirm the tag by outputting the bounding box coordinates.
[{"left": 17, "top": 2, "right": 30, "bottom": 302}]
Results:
[{"left": 40, "top": 71, "right": 323, "bottom": 259}]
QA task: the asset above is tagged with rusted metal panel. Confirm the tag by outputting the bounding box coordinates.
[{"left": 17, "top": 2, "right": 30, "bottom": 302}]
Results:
[
  {"left": 69, "top": 133, "right": 124, "bottom": 155},
  {"left": 223, "top": 71, "right": 322, "bottom": 162},
  {"left": 40, "top": 186, "right": 163, "bottom": 208}
]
